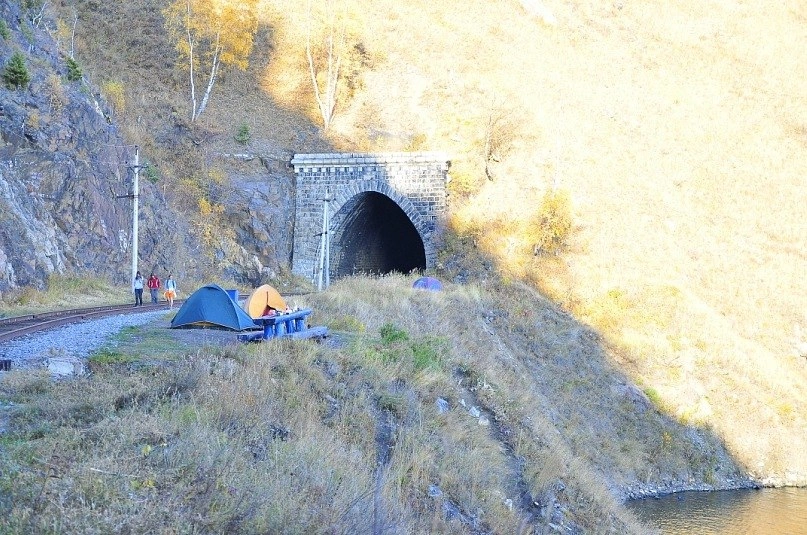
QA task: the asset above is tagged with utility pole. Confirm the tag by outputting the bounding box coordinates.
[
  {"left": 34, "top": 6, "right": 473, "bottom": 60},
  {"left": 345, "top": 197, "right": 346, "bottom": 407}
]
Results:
[
  {"left": 131, "top": 146, "right": 140, "bottom": 287},
  {"left": 114, "top": 146, "right": 141, "bottom": 289},
  {"left": 316, "top": 192, "right": 331, "bottom": 291},
  {"left": 325, "top": 193, "right": 330, "bottom": 289}
]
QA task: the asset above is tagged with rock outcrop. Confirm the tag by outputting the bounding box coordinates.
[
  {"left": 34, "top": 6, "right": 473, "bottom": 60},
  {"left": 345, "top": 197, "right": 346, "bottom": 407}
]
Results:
[{"left": 0, "top": 2, "right": 178, "bottom": 293}]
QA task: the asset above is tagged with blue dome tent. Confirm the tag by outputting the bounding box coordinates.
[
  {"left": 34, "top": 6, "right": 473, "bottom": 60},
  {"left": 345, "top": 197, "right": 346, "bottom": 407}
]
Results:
[
  {"left": 170, "top": 284, "right": 258, "bottom": 331},
  {"left": 412, "top": 276, "right": 443, "bottom": 291}
]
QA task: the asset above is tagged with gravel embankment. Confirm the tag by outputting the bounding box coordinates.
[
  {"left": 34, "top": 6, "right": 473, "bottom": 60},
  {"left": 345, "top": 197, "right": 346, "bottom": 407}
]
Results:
[{"left": 0, "top": 309, "right": 168, "bottom": 370}]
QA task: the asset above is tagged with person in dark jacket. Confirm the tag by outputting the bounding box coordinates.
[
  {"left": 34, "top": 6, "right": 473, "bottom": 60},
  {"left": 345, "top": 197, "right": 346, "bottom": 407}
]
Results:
[{"left": 133, "top": 271, "right": 144, "bottom": 306}]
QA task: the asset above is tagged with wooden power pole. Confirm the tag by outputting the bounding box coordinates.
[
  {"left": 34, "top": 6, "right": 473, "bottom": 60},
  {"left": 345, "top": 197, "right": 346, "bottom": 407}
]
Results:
[
  {"left": 317, "top": 192, "right": 331, "bottom": 291},
  {"left": 131, "top": 146, "right": 140, "bottom": 287}
]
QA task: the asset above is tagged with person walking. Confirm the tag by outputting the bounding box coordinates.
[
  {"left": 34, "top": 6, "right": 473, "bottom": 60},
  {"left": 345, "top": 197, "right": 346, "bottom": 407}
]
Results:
[
  {"left": 147, "top": 272, "right": 161, "bottom": 304},
  {"left": 133, "top": 271, "right": 144, "bottom": 307},
  {"left": 164, "top": 273, "right": 177, "bottom": 309}
]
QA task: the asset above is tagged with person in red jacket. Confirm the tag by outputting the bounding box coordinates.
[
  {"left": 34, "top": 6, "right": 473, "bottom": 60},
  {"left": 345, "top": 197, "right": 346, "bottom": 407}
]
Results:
[{"left": 147, "top": 272, "right": 161, "bottom": 304}]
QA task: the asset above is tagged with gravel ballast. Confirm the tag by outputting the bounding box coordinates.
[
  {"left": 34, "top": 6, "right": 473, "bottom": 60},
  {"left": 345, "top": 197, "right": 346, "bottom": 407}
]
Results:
[{"left": 0, "top": 309, "right": 170, "bottom": 370}]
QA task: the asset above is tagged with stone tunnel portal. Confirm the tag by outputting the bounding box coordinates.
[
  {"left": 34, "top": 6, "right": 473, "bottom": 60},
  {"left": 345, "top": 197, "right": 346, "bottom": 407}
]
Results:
[
  {"left": 332, "top": 191, "right": 426, "bottom": 277},
  {"left": 290, "top": 152, "right": 448, "bottom": 283}
]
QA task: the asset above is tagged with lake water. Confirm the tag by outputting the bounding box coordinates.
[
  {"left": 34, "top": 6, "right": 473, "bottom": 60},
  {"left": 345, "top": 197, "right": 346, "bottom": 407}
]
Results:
[{"left": 627, "top": 488, "right": 807, "bottom": 535}]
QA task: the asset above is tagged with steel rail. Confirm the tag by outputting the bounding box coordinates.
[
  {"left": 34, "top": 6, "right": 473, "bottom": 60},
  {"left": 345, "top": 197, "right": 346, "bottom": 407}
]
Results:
[{"left": 0, "top": 301, "right": 182, "bottom": 344}]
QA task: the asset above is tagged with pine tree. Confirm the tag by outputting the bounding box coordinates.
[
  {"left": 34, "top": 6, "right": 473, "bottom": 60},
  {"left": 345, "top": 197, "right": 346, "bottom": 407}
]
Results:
[
  {"left": 235, "top": 123, "right": 251, "bottom": 145},
  {"left": 66, "top": 57, "right": 82, "bottom": 82},
  {"left": 3, "top": 51, "right": 31, "bottom": 90}
]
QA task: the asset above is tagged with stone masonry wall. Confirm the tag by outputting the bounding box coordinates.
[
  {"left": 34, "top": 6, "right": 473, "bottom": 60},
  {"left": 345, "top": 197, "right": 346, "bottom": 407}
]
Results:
[{"left": 290, "top": 152, "right": 449, "bottom": 282}]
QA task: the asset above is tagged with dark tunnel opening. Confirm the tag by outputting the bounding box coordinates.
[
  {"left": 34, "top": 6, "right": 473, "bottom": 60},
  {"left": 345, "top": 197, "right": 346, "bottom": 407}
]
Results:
[{"left": 333, "top": 192, "right": 426, "bottom": 277}]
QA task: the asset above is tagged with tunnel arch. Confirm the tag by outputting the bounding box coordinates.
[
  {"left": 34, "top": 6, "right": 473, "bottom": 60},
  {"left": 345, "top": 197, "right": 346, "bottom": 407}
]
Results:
[
  {"left": 329, "top": 190, "right": 427, "bottom": 277},
  {"left": 290, "top": 152, "right": 448, "bottom": 284}
]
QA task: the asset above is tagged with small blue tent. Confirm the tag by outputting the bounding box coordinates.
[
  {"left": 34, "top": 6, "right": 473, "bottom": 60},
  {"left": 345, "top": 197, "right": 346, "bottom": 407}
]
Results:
[
  {"left": 170, "top": 284, "right": 258, "bottom": 331},
  {"left": 412, "top": 276, "right": 443, "bottom": 291}
]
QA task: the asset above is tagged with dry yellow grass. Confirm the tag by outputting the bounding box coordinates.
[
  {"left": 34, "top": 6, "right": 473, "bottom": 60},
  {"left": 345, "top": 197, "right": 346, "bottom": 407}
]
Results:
[
  {"left": 50, "top": 0, "right": 806, "bottom": 488},
  {"left": 2, "top": 278, "right": 660, "bottom": 532},
  {"left": 0, "top": 275, "right": 131, "bottom": 316},
  {"left": 259, "top": 0, "right": 807, "bottom": 485}
]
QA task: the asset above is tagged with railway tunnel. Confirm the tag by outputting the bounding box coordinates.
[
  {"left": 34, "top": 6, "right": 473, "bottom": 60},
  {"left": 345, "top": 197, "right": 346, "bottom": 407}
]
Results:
[
  {"left": 331, "top": 191, "right": 426, "bottom": 277},
  {"left": 290, "top": 152, "right": 448, "bottom": 284}
]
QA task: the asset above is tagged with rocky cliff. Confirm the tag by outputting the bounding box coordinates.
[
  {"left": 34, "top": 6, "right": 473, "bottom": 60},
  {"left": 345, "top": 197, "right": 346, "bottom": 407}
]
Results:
[{"left": 0, "top": 3, "right": 202, "bottom": 293}]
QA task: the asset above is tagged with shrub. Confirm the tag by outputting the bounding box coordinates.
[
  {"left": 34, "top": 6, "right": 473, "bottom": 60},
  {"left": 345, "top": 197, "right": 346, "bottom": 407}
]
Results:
[
  {"left": 25, "top": 110, "right": 39, "bottom": 130},
  {"left": 643, "top": 387, "right": 662, "bottom": 406},
  {"left": 19, "top": 22, "right": 33, "bottom": 43},
  {"left": 144, "top": 162, "right": 159, "bottom": 184},
  {"left": 3, "top": 51, "right": 31, "bottom": 90},
  {"left": 45, "top": 73, "right": 66, "bottom": 112},
  {"left": 446, "top": 161, "right": 483, "bottom": 198},
  {"left": 234, "top": 123, "right": 251, "bottom": 144},
  {"left": 0, "top": 19, "right": 10, "bottom": 40},
  {"left": 23, "top": 0, "right": 44, "bottom": 15},
  {"left": 411, "top": 338, "right": 445, "bottom": 371},
  {"left": 379, "top": 323, "right": 408, "bottom": 345},
  {"left": 101, "top": 79, "right": 125, "bottom": 115},
  {"left": 529, "top": 188, "right": 573, "bottom": 255},
  {"left": 66, "top": 57, "right": 82, "bottom": 81}
]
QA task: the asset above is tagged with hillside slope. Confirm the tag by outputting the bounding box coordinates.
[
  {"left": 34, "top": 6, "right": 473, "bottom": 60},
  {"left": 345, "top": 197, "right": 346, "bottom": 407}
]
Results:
[
  {"left": 0, "top": 1, "right": 196, "bottom": 293},
  {"left": 6, "top": 0, "right": 806, "bottom": 486},
  {"left": 0, "top": 276, "right": 760, "bottom": 533},
  {"left": 267, "top": 0, "right": 807, "bottom": 484}
]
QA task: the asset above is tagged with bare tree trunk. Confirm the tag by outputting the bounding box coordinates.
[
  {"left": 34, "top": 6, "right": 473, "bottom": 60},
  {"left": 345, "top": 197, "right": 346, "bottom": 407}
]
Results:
[
  {"left": 195, "top": 35, "right": 221, "bottom": 120},
  {"left": 31, "top": 1, "right": 48, "bottom": 28},
  {"left": 484, "top": 112, "right": 494, "bottom": 180},
  {"left": 323, "top": 30, "right": 341, "bottom": 127},
  {"left": 306, "top": 25, "right": 327, "bottom": 129},
  {"left": 70, "top": 11, "right": 77, "bottom": 59},
  {"left": 306, "top": 0, "right": 342, "bottom": 131},
  {"left": 185, "top": 0, "right": 198, "bottom": 121}
]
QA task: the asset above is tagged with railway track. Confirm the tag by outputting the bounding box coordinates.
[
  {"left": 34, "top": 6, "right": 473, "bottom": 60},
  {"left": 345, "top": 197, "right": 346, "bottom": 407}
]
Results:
[
  {"left": 0, "top": 301, "right": 183, "bottom": 344},
  {"left": 0, "top": 290, "right": 298, "bottom": 345}
]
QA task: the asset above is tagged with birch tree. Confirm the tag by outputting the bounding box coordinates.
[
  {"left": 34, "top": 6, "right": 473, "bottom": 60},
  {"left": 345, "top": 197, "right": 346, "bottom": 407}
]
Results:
[
  {"left": 305, "top": 0, "right": 366, "bottom": 130},
  {"left": 481, "top": 94, "right": 522, "bottom": 181},
  {"left": 164, "top": 0, "right": 259, "bottom": 122}
]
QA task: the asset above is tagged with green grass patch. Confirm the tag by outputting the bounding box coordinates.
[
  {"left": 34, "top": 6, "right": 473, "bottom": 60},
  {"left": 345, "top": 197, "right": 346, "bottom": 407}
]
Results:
[
  {"left": 0, "top": 372, "right": 52, "bottom": 401},
  {"left": 89, "top": 347, "right": 137, "bottom": 365},
  {"left": 0, "top": 274, "right": 129, "bottom": 316},
  {"left": 0, "top": 434, "right": 30, "bottom": 453},
  {"left": 108, "top": 324, "right": 186, "bottom": 360},
  {"left": 379, "top": 323, "right": 408, "bottom": 345},
  {"left": 643, "top": 387, "right": 662, "bottom": 406},
  {"left": 377, "top": 392, "right": 405, "bottom": 416},
  {"left": 328, "top": 314, "right": 366, "bottom": 332},
  {"left": 411, "top": 337, "right": 447, "bottom": 372},
  {"left": 46, "top": 274, "right": 108, "bottom": 295}
]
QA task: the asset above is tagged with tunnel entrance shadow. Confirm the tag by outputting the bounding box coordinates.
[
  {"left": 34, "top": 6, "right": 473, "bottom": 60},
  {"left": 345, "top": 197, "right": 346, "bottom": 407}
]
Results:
[{"left": 332, "top": 191, "right": 426, "bottom": 277}]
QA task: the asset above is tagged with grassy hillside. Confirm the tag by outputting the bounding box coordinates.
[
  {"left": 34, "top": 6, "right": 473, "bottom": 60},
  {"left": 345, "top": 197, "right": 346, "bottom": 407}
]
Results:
[
  {"left": 3, "top": 275, "right": 761, "bottom": 532},
  {"left": 267, "top": 0, "right": 807, "bottom": 484},
  {"left": 46, "top": 0, "right": 807, "bottom": 486}
]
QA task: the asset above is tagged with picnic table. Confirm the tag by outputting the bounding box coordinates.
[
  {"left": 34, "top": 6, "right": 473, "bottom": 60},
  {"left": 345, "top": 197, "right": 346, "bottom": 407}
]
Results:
[{"left": 237, "top": 308, "right": 328, "bottom": 342}]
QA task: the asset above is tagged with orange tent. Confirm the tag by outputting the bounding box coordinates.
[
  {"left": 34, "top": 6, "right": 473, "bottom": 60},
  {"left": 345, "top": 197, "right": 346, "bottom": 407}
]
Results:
[{"left": 243, "top": 284, "right": 288, "bottom": 319}]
